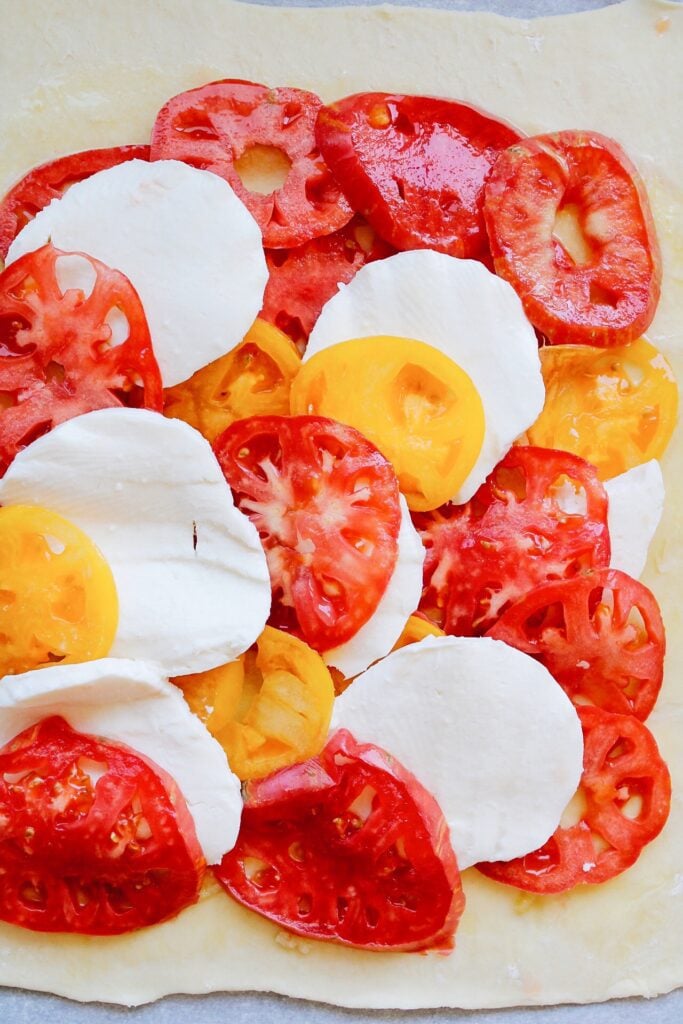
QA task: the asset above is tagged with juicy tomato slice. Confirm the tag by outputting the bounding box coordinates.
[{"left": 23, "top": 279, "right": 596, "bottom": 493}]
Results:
[
  {"left": 163, "top": 319, "right": 301, "bottom": 444},
  {"left": 413, "top": 446, "right": 611, "bottom": 635},
  {"left": 176, "top": 626, "right": 335, "bottom": 781},
  {"left": 484, "top": 131, "right": 661, "bottom": 346},
  {"left": 0, "top": 145, "right": 150, "bottom": 261},
  {"left": 527, "top": 338, "right": 678, "bottom": 479},
  {"left": 487, "top": 569, "right": 665, "bottom": 720},
  {"left": 0, "top": 243, "right": 163, "bottom": 476},
  {"left": 0, "top": 505, "right": 118, "bottom": 677},
  {"left": 316, "top": 92, "right": 521, "bottom": 259},
  {"left": 0, "top": 716, "right": 204, "bottom": 933},
  {"left": 260, "top": 215, "right": 394, "bottom": 351},
  {"left": 214, "top": 415, "right": 401, "bottom": 652},
  {"left": 150, "top": 79, "right": 353, "bottom": 248},
  {"left": 215, "top": 728, "right": 464, "bottom": 951},
  {"left": 290, "top": 335, "right": 485, "bottom": 512},
  {"left": 478, "top": 706, "right": 671, "bottom": 893}
]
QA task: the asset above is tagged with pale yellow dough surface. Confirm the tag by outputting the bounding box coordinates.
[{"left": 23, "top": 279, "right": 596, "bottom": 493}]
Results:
[{"left": 0, "top": 0, "right": 681, "bottom": 1009}]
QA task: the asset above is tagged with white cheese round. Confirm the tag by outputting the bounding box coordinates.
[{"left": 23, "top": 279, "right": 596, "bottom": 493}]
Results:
[
  {"left": 0, "top": 658, "right": 242, "bottom": 865},
  {"left": 6, "top": 159, "right": 268, "bottom": 387},
  {"left": 605, "top": 460, "right": 664, "bottom": 580},
  {"left": 0, "top": 408, "right": 271, "bottom": 676},
  {"left": 332, "top": 635, "right": 584, "bottom": 869},
  {"left": 306, "top": 250, "right": 544, "bottom": 504}
]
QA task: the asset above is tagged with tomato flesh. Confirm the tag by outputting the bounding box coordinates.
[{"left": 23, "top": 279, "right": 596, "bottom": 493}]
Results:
[{"left": 215, "top": 729, "right": 464, "bottom": 951}]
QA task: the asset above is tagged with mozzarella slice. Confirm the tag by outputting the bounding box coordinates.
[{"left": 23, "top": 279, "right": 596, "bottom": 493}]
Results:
[
  {"left": 0, "top": 408, "right": 270, "bottom": 676},
  {"left": 306, "top": 250, "right": 544, "bottom": 504},
  {"left": 6, "top": 159, "right": 268, "bottom": 387},
  {"left": 0, "top": 658, "right": 241, "bottom": 864},
  {"left": 323, "top": 495, "right": 424, "bottom": 679},
  {"left": 332, "top": 635, "right": 583, "bottom": 869},
  {"left": 605, "top": 460, "right": 664, "bottom": 579}
]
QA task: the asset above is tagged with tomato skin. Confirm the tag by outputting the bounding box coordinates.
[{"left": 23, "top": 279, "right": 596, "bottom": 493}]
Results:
[
  {"left": 487, "top": 569, "right": 665, "bottom": 720},
  {"left": 0, "top": 145, "right": 149, "bottom": 261},
  {"left": 316, "top": 92, "right": 521, "bottom": 259},
  {"left": 484, "top": 131, "right": 661, "bottom": 346},
  {"left": 0, "top": 716, "right": 204, "bottom": 934},
  {"left": 150, "top": 79, "right": 353, "bottom": 248},
  {"left": 215, "top": 729, "right": 464, "bottom": 952},
  {"left": 214, "top": 414, "right": 401, "bottom": 653},
  {"left": 413, "top": 446, "right": 610, "bottom": 636},
  {"left": 478, "top": 706, "right": 671, "bottom": 894}
]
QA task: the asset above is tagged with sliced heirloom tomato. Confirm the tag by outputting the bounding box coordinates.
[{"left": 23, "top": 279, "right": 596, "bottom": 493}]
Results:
[
  {"left": 176, "top": 626, "right": 335, "bottom": 781},
  {"left": 215, "top": 729, "right": 464, "bottom": 951},
  {"left": 214, "top": 415, "right": 401, "bottom": 653},
  {"left": 484, "top": 131, "right": 661, "bottom": 346},
  {"left": 0, "top": 244, "right": 162, "bottom": 476},
  {"left": 414, "top": 446, "right": 610, "bottom": 635},
  {"left": 0, "top": 716, "right": 204, "bottom": 933},
  {"left": 0, "top": 505, "right": 118, "bottom": 677},
  {"left": 151, "top": 80, "right": 353, "bottom": 248},
  {"left": 316, "top": 92, "right": 521, "bottom": 259},
  {"left": 478, "top": 706, "right": 671, "bottom": 893},
  {"left": 0, "top": 145, "right": 150, "bottom": 261},
  {"left": 163, "top": 319, "right": 301, "bottom": 444},
  {"left": 527, "top": 338, "right": 678, "bottom": 479}
]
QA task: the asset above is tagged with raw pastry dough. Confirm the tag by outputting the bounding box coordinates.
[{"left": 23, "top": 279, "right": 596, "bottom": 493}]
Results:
[{"left": 0, "top": 0, "right": 681, "bottom": 1010}]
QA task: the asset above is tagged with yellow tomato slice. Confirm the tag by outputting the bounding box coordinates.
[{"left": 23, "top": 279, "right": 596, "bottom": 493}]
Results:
[
  {"left": 290, "top": 335, "right": 485, "bottom": 512},
  {"left": 163, "top": 318, "right": 301, "bottom": 443},
  {"left": 392, "top": 614, "right": 445, "bottom": 651},
  {"left": 0, "top": 505, "right": 118, "bottom": 677},
  {"left": 527, "top": 338, "right": 678, "bottom": 479},
  {"left": 177, "top": 626, "right": 335, "bottom": 781}
]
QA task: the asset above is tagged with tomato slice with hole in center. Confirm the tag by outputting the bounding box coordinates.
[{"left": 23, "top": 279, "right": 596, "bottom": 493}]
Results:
[
  {"left": 214, "top": 728, "right": 464, "bottom": 951},
  {"left": 413, "top": 446, "right": 610, "bottom": 636},
  {"left": 0, "top": 243, "right": 162, "bottom": 476},
  {"left": 477, "top": 705, "right": 671, "bottom": 893},
  {"left": 0, "top": 716, "right": 204, "bottom": 934},
  {"left": 213, "top": 414, "right": 401, "bottom": 653}
]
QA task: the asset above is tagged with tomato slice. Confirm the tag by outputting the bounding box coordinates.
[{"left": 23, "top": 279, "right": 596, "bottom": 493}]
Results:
[
  {"left": 213, "top": 415, "right": 401, "bottom": 652},
  {"left": 150, "top": 79, "right": 353, "bottom": 249},
  {"left": 483, "top": 131, "right": 661, "bottom": 346},
  {"left": 260, "top": 215, "right": 394, "bottom": 350},
  {"left": 316, "top": 92, "right": 521, "bottom": 259},
  {"left": 413, "top": 446, "right": 611, "bottom": 635},
  {"left": 0, "top": 145, "right": 149, "bottom": 261},
  {"left": 0, "top": 716, "right": 204, "bottom": 934},
  {"left": 0, "top": 243, "right": 162, "bottom": 476},
  {"left": 478, "top": 706, "right": 671, "bottom": 893},
  {"left": 214, "top": 728, "right": 464, "bottom": 951}
]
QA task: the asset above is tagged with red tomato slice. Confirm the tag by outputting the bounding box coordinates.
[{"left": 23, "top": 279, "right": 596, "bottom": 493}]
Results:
[
  {"left": 487, "top": 569, "right": 665, "bottom": 720},
  {"left": 150, "top": 79, "right": 353, "bottom": 249},
  {"left": 213, "top": 414, "right": 401, "bottom": 652},
  {"left": 483, "top": 131, "right": 661, "bottom": 346},
  {"left": 260, "top": 215, "right": 394, "bottom": 351},
  {"left": 215, "top": 728, "right": 464, "bottom": 951},
  {"left": 0, "top": 145, "right": 149, "bottom": 261},
  {"left": 413, "top": 446, "right": 610, "bottom": 636},
  {"left": 0, "top": 716, "right": 204, "bottom": 934},
  {"left": 478, "top": 706, "right": 671, "bottom": 893},
  {"left": 316, "top": 92, "right": 521, "bottom": 259},
  {"left": 0, "top": 243, "right": 163, "bottom": 476}
]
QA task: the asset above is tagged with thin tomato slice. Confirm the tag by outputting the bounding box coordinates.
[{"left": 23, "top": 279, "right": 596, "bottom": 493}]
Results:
[
  {"left": 214, "top": 415, "right": 401, "bottom": 652},
  {"left": 316, "top": 92, "right": 521, "bottom": 259},
  {"left": 215, "top": 729, "right": 464, "bottom": 951},
  {"left": 414, "top": 446, "right": 610, "bottom": 635},
  {"left": 478, "top": 706, "right": 671, "bottom": 893},
  {"left": 0, "top": 716, "right": 204, "bottom": 934},
  {"left": 150, "top": 79, "right": 353, "bottom": 248},
  {"left": 0, "top": 243, "right": 162, "bottom": 475},
  {"left": 484, "top": 131, "right": 661, "bottom": 346},
  {"left": 0, "top": 145, "right": 149, "bottom": 261}
]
